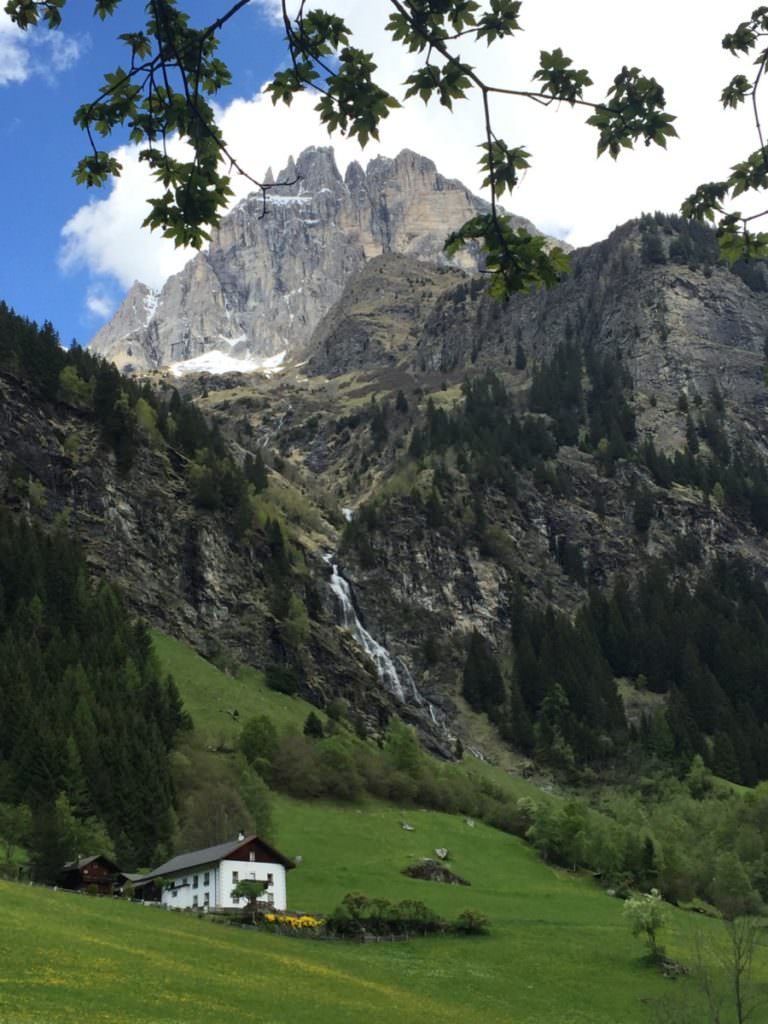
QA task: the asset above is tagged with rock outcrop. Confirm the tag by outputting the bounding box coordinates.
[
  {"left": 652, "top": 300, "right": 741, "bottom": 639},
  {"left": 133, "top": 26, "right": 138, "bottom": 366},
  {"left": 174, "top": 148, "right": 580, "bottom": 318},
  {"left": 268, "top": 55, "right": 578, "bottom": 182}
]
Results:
[{"left": 89, "top": 147, "right": 542, "bottom": 372}]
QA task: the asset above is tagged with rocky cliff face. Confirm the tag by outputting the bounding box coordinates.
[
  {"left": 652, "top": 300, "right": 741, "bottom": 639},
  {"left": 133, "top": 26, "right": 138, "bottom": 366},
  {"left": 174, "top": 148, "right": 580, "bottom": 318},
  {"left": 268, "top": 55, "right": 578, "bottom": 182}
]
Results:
[
  {"left": 190, "top": 219, "right": 768, "bottom": 743},
  {"left": 0, "top": 366, "right": 413, "bottom": 737},
  {"left": 410, "top": 221, "right": 768, "bottom": 452},
  {"left": 21, "top": 211, "right": 768, "bottom": 761},
  {"left": 305, "top": 253, "right": 466, "bottom": 377},
  {"left": 89, "top": 147, "right": 540, "bottom": 373}
]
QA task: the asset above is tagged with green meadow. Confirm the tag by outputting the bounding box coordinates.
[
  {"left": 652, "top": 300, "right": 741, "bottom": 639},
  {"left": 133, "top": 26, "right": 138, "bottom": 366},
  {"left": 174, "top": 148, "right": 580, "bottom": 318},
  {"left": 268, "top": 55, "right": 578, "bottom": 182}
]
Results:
[
  {"left": 1, "top": 632, "right": 755, "bottom": 1023},
  {"left": 151, "top": 630, "right": 551, "bottom": 808},
  {"left": 151, "top": 631, "right": 325, "bottom": 741},
  {"left": 0, "top": 796, "right": 741, "bottom": 1024}
]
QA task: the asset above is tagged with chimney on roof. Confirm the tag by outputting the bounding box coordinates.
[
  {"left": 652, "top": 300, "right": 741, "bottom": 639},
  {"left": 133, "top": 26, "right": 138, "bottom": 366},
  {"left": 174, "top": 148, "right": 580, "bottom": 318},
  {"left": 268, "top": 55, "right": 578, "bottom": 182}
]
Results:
[{"left": 237, "top": 830, "right": 245, "bottom": 841}]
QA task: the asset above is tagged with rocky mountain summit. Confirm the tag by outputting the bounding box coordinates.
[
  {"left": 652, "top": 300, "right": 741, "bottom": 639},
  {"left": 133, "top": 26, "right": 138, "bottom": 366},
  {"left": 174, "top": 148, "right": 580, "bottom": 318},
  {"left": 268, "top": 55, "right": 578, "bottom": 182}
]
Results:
[{"left": 89, "top": 147, "right": 541, "bottom": 373}]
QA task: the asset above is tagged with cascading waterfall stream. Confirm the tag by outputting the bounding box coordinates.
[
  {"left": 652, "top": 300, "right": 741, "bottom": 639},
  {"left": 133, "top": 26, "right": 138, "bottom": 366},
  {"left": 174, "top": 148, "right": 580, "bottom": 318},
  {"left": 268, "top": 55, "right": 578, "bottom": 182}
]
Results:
[
  {"left": 328, "top": 563, "right": 406, "bottom": 703},
  {"left": 328, "top": 561, "right": 437, "bottom": 720}
]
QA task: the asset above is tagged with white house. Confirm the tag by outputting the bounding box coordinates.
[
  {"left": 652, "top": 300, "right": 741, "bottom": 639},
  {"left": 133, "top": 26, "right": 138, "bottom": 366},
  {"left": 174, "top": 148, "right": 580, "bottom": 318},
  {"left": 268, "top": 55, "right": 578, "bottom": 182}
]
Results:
[{"left": 140, "top": 834, "right": 294, "bottom": 912}]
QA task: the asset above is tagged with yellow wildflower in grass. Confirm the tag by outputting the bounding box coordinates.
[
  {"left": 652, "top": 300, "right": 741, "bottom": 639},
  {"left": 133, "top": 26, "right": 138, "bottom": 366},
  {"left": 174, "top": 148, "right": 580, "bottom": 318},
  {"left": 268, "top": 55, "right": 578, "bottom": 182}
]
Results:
[{"left": 263, "top": 912, "right": 324, "bottom": 931}]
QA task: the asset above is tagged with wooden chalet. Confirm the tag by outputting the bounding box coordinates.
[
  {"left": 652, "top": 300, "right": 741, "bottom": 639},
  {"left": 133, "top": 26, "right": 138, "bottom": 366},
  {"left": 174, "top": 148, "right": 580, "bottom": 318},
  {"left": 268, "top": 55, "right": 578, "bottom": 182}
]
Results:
[{"left": 57, "top": 855, "right": 124, "bottom": 896}]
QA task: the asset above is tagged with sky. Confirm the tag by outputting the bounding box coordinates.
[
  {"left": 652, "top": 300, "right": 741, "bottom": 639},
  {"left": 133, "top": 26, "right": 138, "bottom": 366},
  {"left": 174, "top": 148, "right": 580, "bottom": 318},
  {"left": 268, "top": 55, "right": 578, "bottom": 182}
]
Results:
[{"left": 0, "top": 1, "right": 761, "bottom": 348}]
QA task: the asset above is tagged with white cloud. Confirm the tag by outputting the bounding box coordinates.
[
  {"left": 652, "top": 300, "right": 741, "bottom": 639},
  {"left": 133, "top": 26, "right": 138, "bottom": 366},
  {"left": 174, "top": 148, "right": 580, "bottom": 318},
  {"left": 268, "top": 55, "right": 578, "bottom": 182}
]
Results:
[
  {"left": 85, "top": 284, "right": 117, "bottom": 321},
  {"left": 61, "top": 2, "right": 763, "bottom": 322},
  {"left": 44, "top": 31, "right": 84, "bottom": 73},
  {"left": 59, "top": 143, "right": 195, "bottom": 290},
  {"left": 0, "top": 13, "right": 30, "bottom": 84},
  {"left": 0, "top": 11, "right": 84, "bottom": 84}
]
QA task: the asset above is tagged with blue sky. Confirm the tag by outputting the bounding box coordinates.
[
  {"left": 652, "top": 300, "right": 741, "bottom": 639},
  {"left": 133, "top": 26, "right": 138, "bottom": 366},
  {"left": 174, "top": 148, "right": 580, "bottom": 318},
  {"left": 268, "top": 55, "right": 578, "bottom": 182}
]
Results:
[
  {"left": 0, "top": 3, "right": 760, "bottom": 351},
  {"left": 0, "top": 2, "right": 284, "bottom": 346}
]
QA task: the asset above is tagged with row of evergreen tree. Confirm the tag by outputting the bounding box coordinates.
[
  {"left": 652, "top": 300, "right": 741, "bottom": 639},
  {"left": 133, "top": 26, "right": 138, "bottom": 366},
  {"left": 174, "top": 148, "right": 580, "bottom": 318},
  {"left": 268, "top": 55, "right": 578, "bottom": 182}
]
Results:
[
  {"left": 462, "top": 555, "right": 768, "bottom": 785},
  {"left": 528, "top": 339, "right": 636, "bottom": 465},
  {"left": 0, "top": 301, "right": 269, "bottom": 522},
  {"left": 0, "top": 510, "right": 188, "bottom": 869},
  {"left": 408, "top": 371, "right": 558, "bottom": 496}
]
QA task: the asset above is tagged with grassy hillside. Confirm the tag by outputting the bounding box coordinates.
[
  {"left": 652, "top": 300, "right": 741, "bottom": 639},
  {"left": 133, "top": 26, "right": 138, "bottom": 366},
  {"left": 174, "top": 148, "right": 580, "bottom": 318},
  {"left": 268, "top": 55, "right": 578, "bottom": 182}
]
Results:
[
  {"left": 0, "top": 796, "right": 731, "bottom": 1024},
  {"left": 151, "top": 630, "right": 552, "bottom": 808},
  {"left": 151, "top": 631, "right": 325, "bottom": 743},
  {"left": 122, "top": 631, "right": 766, "bottom": 1024}
]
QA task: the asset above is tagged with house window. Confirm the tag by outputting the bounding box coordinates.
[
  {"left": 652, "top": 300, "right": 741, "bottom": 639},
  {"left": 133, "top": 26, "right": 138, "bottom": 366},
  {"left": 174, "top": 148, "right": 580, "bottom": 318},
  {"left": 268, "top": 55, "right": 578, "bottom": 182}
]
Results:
[
  {"left": 232, "top": 871, "right": 239, "bottom": 884},
  {"left": 192, "top": 895, "right": 198, "bottom": 908},
  {"left": 193, "top": 875, "right": 198, "bottom": 889},
  {"left": 171, "top": 889, "right": 178, "bottom": 899},
  {"left": 182, "top": 877, "right": 188, "bottom": 886},
  {"left": 204, "top": 893, "right": 210, "bottom": 907},
  {"left": 267, "top": 873, "right": 273, "bottom": 885},
  {"left": 203, "top": 871, "right": 210, "bottom": 885},
  {"left": 250, "top": 851, "right": 256, "bottom": 861}
]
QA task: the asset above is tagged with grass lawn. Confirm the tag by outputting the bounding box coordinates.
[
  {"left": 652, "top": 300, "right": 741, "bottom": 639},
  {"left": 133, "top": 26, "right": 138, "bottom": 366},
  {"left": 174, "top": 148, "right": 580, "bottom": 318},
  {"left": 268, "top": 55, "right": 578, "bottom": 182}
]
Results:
[
  {"left": 152, "top": 631, "right": 325, "bottom": 745},
  {"left": 0, "top": 794, "right": 747, "bottom": 1024},
  {"left": 128, "top": 631, "right": 768, "bottom": 1023}
]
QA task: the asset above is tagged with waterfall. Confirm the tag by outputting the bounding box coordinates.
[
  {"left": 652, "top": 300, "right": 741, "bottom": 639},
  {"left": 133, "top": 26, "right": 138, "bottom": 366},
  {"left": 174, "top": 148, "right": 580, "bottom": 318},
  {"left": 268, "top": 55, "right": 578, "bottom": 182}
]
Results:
[{"left": 329, "top": 563, "right": 407, "bottom": 703}]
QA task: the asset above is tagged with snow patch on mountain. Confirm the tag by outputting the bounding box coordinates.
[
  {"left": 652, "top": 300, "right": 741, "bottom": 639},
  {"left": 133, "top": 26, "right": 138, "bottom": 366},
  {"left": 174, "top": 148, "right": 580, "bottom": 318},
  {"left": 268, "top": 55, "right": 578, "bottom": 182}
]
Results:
[{"left": 170, "top": 349, "right": 287, "bottom": 377}]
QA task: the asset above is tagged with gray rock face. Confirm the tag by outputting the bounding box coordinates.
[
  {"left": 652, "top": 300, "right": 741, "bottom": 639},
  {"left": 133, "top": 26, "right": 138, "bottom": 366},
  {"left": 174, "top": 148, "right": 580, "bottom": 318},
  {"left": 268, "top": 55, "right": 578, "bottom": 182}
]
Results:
[{"left": 89, "top": 147, "right": 542, "bottom": 371}]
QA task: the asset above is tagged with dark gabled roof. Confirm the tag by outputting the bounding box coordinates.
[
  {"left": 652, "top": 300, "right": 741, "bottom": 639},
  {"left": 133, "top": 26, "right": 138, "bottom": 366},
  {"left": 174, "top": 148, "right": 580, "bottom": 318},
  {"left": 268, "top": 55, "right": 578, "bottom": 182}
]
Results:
[
  {"left": 141, "top": 836, "right": 294, "bottom": 882},
  {"left": 60, "top": 855, "right": 121, "bottom": 873}
]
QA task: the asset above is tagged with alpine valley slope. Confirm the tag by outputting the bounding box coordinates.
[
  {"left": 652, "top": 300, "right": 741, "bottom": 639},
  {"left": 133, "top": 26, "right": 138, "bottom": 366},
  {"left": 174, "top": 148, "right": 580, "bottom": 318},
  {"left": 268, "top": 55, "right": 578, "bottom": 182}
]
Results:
[
  {"left": 89, "top": 147, "right": 542, "bottom": 374},
  {"left": 194, "top": 214, "right": 768, "bottom": 778}
]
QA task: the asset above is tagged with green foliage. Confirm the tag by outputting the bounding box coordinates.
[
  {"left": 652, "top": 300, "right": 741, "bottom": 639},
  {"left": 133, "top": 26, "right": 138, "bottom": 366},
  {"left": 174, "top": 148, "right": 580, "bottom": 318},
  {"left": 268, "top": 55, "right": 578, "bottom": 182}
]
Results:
[
  {"left": 58, "top": 365, "right": 94, "bottom": 408},
  {"left": 529, "top": 340, "right": 635, "bottom": 461},
  {"left": 514, "top": 341, "right": 527, "bottom": 370},
  {"left": 712, "top": 852, "right": 762, "bottom": 920},
  {"left": 510, "top": 595, "right": 623, "bottom": 767},
  {"left": 409, "top": 371, "right": 557, "bottom": 497},
  {"left": 0, "top": 303, "right": 258, "bottom": 503},
  {"left": 588, "top": 558, "right": 768, "bottom": 785},
  {"left": 640, "top": 227, "right": 667, "bottom": 265},
  {"left": 303, "top": 711, "right": 324, "bottom": 739},
  {"left": 445, "top": 218, "right": 570, "bottom": 297},
  {"left": 172, "top": 734, "right": 268, "bottom": 851},
  {"left": 238, "top": 759, "right": 273, "bottom": 840},
  {"left": 529, "top": 340, "right": 583, "bottom": 445},
  {"left": 243, "top": 450, "right": 268, "bottom": 493},
  {"left": 622, "top": 889, "right": 666, "bottom": 960},
  {"left": 325, "top": 890, "right": 479, "bottom": 938},
  {"left": 231, "top": 878, "right": 268, "bottom": 907},
  {"left": 461, "top": 630, "right": 505, "bottom": 717},
  {"left": 29, "top": 793, "right": 116, "bottom": 884},
  {"left": 0, "top": 802, "right": 31, "bottom": 864},
  {"left": 281, "top": 594, "right": 310, "bottom": 649},
  {"left": 632, "top": 487, "right": 655, "bottom": 533},
  {"left": 265, "top": 663, "right": 300, "bottom": 697},
  {"left": 452, "top": 908, "right": 490, "bottom": 934},
  {"left": 239, "top": 715, "right": 279, "bottom": 776},
  {"left": 0, "top": 511, "right": 184, "bottom": 868},
  {"left": 679, "top": 9, "right": 768, "bottom": 262}
]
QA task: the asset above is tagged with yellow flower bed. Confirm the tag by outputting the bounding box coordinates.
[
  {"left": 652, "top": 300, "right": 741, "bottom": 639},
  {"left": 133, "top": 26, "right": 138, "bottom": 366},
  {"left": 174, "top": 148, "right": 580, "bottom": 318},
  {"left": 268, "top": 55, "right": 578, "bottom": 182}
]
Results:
[{"left": 263, "top": 912, "right": 325, "bottom": 930}]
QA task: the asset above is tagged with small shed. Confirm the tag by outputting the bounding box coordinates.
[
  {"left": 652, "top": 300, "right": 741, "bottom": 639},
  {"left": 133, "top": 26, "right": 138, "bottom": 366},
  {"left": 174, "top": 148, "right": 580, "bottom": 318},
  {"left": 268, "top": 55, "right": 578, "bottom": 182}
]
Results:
[{"left": 58, "top": 855, "right": 123, "bottom": 895}]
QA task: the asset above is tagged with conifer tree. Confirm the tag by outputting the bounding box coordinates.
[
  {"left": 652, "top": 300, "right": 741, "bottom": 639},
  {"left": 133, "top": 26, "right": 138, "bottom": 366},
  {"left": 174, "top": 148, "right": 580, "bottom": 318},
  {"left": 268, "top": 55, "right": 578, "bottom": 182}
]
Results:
[{"left": 462, "top": 630, "right": 505, "bottom": 717}]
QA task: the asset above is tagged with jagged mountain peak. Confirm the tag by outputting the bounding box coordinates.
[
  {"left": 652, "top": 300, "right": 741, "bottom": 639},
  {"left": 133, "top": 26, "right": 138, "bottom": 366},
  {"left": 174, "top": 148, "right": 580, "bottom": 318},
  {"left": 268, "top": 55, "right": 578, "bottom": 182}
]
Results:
[
  {"left": 90, "top": 146, "right": 548, "bottom": 373},
  {"left": 284, "top": 146, "right": 343, "bottom": 192}
]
